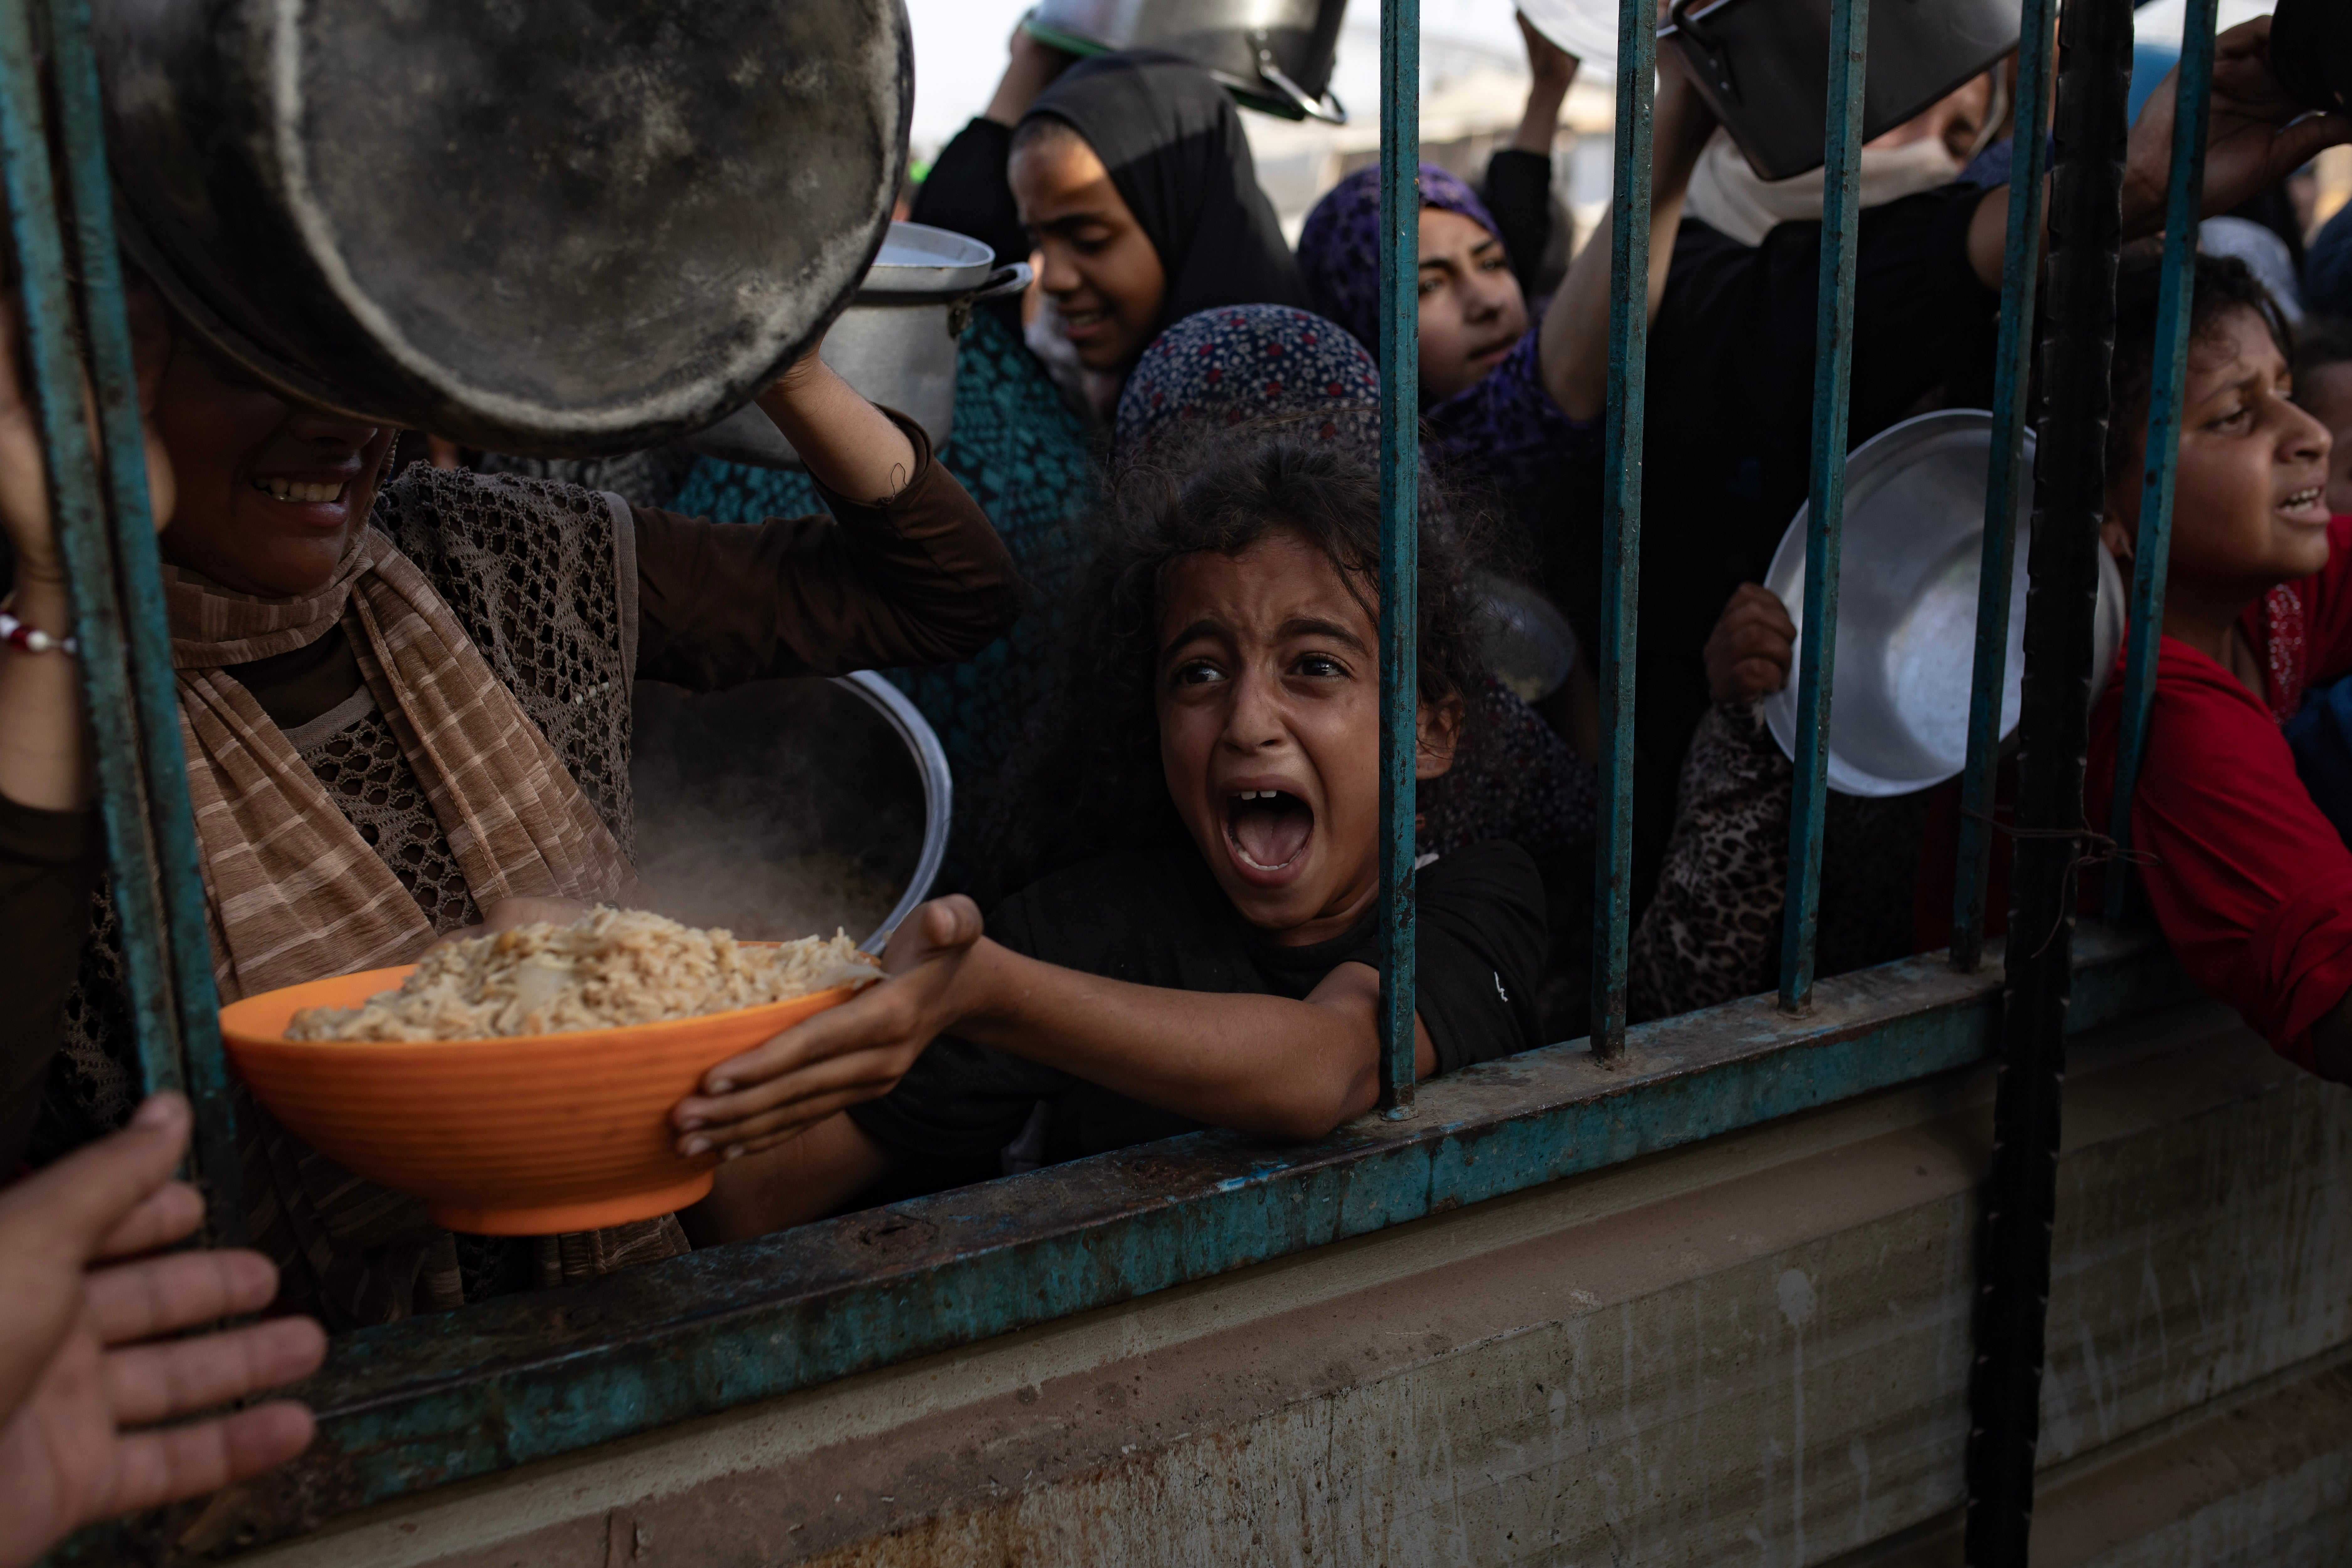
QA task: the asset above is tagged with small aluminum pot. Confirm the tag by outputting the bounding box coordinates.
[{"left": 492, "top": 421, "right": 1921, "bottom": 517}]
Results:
[
  {"left": 1760, "top": 411, "right": 2123, "bottom": 798},
  {"left": 1662, "top": 0, "right": 2019, "bottom": 183},
  {"left": 1025, "top": 0, "right": 1347, "bottom": 123},
  {"left": 680, "top": 223, "right": 1028, "bottom": 469}
]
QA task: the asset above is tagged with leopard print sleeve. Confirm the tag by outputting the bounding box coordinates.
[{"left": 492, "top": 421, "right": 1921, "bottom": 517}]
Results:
[{"left": 1628, "top": 701, "right": 1793, "bottom": 1022}]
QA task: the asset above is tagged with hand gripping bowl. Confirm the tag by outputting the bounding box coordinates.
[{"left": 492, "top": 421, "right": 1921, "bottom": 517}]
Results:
[
  {"left": 220, "top": 964, "right": 862, "bottom": 1236},
  {"left": 1762, "top": 410, "right": 2125, "bottom": 798}
]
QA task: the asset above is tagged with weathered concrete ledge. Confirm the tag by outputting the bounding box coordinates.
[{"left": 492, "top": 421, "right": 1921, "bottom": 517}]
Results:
[{"left": 230, "top": 996, "right": 2352, "bottom": 1566}]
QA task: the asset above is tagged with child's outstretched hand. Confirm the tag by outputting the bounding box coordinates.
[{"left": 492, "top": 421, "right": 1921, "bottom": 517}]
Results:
[
  {"left": 1704, "top": 583, "right": 1797, "bottom": 705},
  {"left": 0, "top": 1094, "right": 327, "bottom": 1568},
  {"left": 670, "top": 896, "right": 988, "bottom": 1160}
]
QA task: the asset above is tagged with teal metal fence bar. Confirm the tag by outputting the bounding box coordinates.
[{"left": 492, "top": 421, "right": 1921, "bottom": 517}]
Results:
[
  {"left": 1587, "top": 0, "right": 1656, "bottom": 1060},
  {"left": 2104, "top": 0, "right": 2219, "bottom": 924},
  {"left": 0, "top": 0, "right": 242, "bottom": 1231},
  {"left": 37, "top": 0, "right": 243, "bottom": 1232},
  {"left": 0, "top": 0, "right": 177, "bottom": 1082},
  {"left": 1952, "top": 0, "right": 2059, "bottom": 974},
  {"left": 1777, "top": 0, "right": 1870, "bottom": 1013},
  {"left": 1375, "top": 0, "right": 1421, "bottom": 1112}
]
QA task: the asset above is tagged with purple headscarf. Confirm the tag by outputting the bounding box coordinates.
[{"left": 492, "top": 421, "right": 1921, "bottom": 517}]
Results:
[
  {"left": 1113, "top": 305, "right": 1381, "bottom": 466},
  {"left": 1295, "top": 163, "right": 1501, "bottom": 358}
]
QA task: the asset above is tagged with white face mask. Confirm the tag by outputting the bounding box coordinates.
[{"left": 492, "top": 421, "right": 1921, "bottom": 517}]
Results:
[{"left": 1682, "top": 129, "right": 1968, "bottom": 248}]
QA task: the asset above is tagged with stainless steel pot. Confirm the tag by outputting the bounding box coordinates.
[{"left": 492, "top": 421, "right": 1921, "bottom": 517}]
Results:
[
  {"left": 1760, "top": 411, "right": 2123, "bottom": 798},
  {"left": 93, "top": 0, "right": 911, "bottom": 457},
  {"left": 1662, "top": 0, "right": 2019, "bottom": 183},
  {"left": 1025, "top": 0, "right": 1347, "bottom": 123},
  {"left": 679, "top": 223, "right": 1029, "bottom": 469}
]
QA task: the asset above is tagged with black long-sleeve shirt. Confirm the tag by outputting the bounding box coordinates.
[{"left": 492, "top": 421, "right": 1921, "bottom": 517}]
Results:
[
  {"left": 1548, "top": 183, "right": 2002, "bottom": 912},
  {"left": 1483, "top": 147, "right": 1558, "bottom": 301}
]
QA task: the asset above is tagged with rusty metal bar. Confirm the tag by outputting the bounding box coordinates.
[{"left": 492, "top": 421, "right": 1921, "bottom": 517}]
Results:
[
  {"left": 1374, "top": 0, "right": 1420, "bottom": 1114},
  {"left": 1777, "top": 0, "right": 1870, "bottom": 1013},
  {"left": 2104, "top": 0, "right": 2219, "bottom": 923},
  {"left": 1952, "top": 0, "right": 2059, "bottom": 973},
  {"left": 1588, "top": 0, "right": 1656, "bottom": 1060}
]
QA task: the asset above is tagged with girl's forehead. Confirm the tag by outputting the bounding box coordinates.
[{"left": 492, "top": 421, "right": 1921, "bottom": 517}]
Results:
[
  {"left": 1158, "top": 533, "right": 1374, "bottom": 640},
  {"left": 1009, "top": 133, "right": 1110, "bottom": 207},
  {"left": 1419, "top": 206, "right": 1496, "bottom": 258},
  {"left": 2191, "top": 305, "right": 2286, "bottom": 383}
]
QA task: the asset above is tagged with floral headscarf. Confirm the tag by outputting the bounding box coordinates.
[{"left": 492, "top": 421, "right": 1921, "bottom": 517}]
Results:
[
  {"left": 1295, "top": 163, "right": 1501, "bottom": 358},
  {"left": 1113, "top": 304, "right": 1381, "bottom": 465}
]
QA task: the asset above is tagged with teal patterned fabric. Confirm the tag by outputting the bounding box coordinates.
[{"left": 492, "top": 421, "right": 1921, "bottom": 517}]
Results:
[{"left": 670, "top": 311, "right": 1102, "bottom": 892}]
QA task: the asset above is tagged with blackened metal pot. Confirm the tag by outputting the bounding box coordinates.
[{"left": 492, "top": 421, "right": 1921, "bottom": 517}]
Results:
[
  {"left": 1662, "top": 0, "right": 2019, "bottom": 183},
  {"left": 1024, "top": 0, "right": 1346, "bottom": 123},
  {"left": 93, "top": 0, "right": 912, "bottom": 456}
]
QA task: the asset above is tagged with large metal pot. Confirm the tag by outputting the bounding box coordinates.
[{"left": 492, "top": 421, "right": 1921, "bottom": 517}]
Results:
[
  {"left": 630, "top": 672, "right": 951, "bottom": 953},
  {"left": 1025, "top": 0, "right": 1347, "bottom": 123},
  {"left": 1760, "top": 411, "right": 2123, "bottom": 798},
  {"left": 1662, "top": 0, "right": 2018, "bottom": 183},
  {"left": 93, "top": 0, "right": 911, "bottom": 457},
  {"left": 678, "top": 223, "right": 1028, "bottom": 469}
]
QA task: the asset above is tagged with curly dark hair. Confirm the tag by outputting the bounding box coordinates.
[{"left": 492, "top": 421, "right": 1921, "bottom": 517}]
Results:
[
  {"left": 983, "top": 424, "right": 1493, "bottom": 903},
  {"left": 2294, "top": 313, "right": 2352, "bottom": 381},
  {"left": 2106, "top": 248, "right": 2294, "bottom": 498}
]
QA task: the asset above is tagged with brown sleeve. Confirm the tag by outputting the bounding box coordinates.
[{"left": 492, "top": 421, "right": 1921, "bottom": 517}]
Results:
[
  {"left": 1626, "top": 702, "right": 1789, "bottom": 1024},
  {"left": 630, "top": 411, "right": 1022, "bottom": 691},
  {"left": 0, "top": 792, "right": 101, "bottom": 1168}
]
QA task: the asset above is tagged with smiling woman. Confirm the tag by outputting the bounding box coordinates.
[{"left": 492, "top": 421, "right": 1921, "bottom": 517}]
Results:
[
  {"left": 1009, "top": 51, "right": 1307, "bottom": 380},
  {"left": 6, "top": 272, "right": 1018, "bottom": 1329},
  {"left": 675, "top": 430, "right": 1549, "bottom": 1242}
]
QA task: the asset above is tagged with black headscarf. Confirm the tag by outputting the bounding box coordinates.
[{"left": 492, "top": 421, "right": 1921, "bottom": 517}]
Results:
[{"left": 1023, "top": 51, "right": 1306, "bottom": 343}]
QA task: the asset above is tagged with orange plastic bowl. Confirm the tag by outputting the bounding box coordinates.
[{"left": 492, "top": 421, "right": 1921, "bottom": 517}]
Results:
[{"left": 219, "top": 963, "right": 862, "bottom": 1236}]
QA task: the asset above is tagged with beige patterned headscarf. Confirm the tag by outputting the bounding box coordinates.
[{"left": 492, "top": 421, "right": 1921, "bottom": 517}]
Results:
[{"left": 167, "top": 527, "right": 633, "bottom": 999}]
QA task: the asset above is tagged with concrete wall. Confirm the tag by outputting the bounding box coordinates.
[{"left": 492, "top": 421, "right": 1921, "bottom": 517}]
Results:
[{"left": 238, "top": 1000, "right": 2352, "bottom": 1567}]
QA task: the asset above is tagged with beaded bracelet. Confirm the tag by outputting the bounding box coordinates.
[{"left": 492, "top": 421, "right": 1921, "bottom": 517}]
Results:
[{"left": 0, "top": 609, "right": 79, "bottom": 656}]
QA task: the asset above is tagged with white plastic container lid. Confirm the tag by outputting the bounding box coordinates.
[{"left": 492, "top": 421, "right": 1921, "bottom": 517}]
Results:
[{"left": 1513, "top": 0, "right": 1619, "bottom": 73}]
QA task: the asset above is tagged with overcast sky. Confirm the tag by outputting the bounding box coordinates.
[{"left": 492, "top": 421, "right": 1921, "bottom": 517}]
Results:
[
  {"left": 903, "top": 0, "right": 2278, "bottom": 150},
  {"left": 905, "top": 0, "right": 1537, "bottom": 148}
]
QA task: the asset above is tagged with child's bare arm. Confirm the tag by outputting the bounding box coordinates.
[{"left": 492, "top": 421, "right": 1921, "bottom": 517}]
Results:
[
  {"left": 671, "top": 897, "right": 1441, "bottom": 1158},
  {"left": 949, "top": 951, "right": 1437, "bottom": 1142}
]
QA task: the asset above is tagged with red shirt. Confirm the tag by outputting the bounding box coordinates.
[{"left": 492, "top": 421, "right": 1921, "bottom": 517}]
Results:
[{"left": 2084, "top": 516, "right": 2352, "bottom": 1069}]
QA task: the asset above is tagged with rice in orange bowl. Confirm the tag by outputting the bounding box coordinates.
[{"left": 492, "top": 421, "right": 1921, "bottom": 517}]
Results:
[{"left": 220, "top": 910, "right": 881, "bottom": 1235}]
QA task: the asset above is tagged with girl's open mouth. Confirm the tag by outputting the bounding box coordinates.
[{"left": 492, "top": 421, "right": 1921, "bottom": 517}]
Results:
[
  {"left": 2282, "top": 484, "right": 2328, "bottom": 522},
  {"left": 1225, "top": 787, "right": 1315, "bottom": 880}
]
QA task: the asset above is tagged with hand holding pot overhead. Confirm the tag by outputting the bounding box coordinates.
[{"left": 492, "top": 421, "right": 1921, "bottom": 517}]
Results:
[{"left": 1963, "top": 16, "right": 2352, "bottom": 290}]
